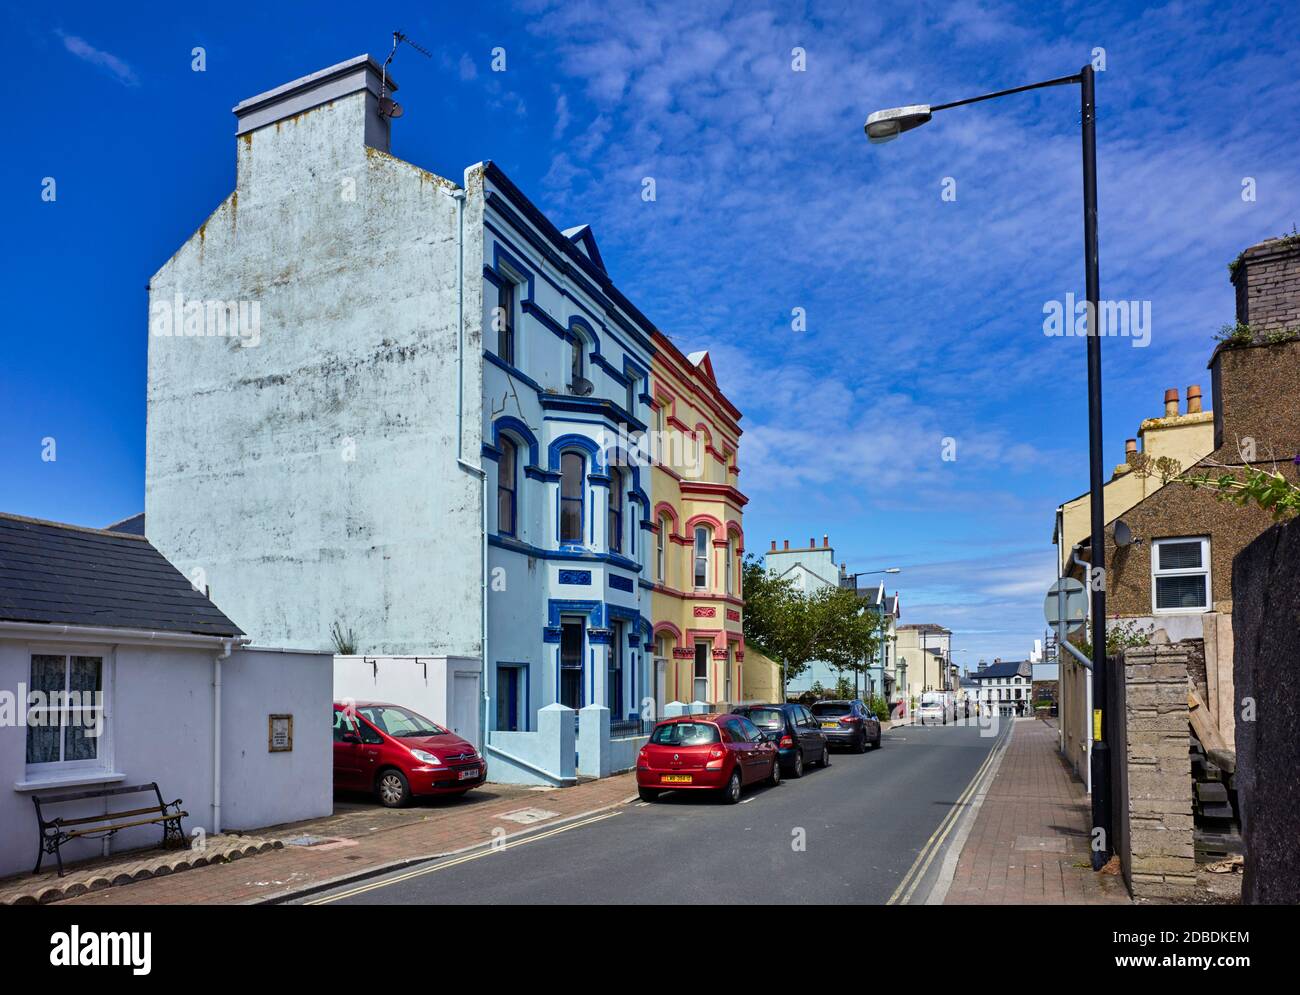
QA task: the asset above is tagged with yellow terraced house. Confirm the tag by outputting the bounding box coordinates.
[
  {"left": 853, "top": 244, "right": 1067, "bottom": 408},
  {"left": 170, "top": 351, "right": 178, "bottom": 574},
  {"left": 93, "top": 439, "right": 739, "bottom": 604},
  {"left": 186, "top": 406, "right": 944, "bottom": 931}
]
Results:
[{"left": 647, "top": 334, "right": 756, "bottom": 710}]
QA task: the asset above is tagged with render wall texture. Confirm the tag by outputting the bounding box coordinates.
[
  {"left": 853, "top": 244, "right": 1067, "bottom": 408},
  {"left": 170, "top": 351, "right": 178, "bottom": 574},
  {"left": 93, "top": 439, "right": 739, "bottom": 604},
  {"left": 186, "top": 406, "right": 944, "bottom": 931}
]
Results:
[
  {"left": 145, "top": 91, "right": 485, "bottom": 657},
  {"left": 1232, "top": 518, "right": 1300, "bottom": 905}
]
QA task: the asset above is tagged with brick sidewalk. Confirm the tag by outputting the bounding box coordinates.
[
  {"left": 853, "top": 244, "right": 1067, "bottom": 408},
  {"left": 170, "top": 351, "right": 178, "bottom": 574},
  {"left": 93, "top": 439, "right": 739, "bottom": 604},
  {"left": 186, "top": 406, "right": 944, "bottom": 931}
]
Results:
[
  {"left": 55, "top": 774, "right": 637, "bottom": 905},
  {"left": 944, "top": 719, "right": 1130, "bottom": 905}
]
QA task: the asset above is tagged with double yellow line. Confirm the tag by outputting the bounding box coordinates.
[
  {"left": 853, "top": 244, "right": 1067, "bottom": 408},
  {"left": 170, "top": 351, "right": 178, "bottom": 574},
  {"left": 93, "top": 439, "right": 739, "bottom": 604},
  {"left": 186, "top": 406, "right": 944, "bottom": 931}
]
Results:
[
  {"left": 303, "top": 810, "right": 621, "bottom": 905},
  {"left": 885, "top": 721, "right": 1010, "bottom": 905}
]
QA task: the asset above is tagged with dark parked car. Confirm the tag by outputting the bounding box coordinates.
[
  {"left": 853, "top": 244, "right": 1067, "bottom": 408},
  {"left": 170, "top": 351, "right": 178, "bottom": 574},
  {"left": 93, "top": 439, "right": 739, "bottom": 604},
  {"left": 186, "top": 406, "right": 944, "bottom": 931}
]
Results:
[
  {"left": 810, "top": 699, "right": 882, "bottom": 752},
  {"left": 732, "top": 703, "right": 829, "bottom": 777}
]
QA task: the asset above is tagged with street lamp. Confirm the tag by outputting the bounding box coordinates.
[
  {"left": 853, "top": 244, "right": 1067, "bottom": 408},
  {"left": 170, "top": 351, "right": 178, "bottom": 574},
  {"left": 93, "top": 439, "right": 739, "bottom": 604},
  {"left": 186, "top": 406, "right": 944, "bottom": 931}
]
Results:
[{"left": 864, "top": 65, "right": 1110, "bottom": 871}]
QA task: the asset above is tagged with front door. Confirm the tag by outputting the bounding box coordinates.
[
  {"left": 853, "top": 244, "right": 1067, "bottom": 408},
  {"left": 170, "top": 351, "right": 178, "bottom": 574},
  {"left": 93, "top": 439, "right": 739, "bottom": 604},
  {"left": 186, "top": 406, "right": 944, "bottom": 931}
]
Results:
[
  {"left": 693, "top": 642, "right": 710, "bottom": 704},
  {"left": 452, "top": 673, "right": 479, "bottom": 746}
]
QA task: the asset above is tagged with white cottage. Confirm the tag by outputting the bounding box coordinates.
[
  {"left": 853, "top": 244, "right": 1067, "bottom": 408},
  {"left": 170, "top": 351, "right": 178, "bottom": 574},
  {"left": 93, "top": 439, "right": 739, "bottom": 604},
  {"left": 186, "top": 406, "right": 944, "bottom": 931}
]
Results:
[{"left": 0, "top": 513, "right": 332, "bottom": 878}]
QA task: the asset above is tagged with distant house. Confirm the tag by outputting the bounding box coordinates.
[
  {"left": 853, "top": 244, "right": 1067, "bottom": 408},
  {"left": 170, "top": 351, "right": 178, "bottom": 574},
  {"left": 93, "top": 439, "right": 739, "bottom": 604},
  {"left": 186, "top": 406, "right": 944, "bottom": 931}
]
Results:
[
  {"left": 0, "top": 513, "right": 332, "bottom": 878},
  {"left": 895, "top": 623, "right": 952, "bottom": 704},
  {"left": 969, "top": 659, "right": 1033, "bottom": 715}
]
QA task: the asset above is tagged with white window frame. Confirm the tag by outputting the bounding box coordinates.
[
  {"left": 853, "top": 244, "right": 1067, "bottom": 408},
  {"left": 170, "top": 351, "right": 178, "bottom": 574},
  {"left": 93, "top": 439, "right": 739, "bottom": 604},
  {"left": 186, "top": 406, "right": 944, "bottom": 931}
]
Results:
[
  {"left": 24, "top": 646, "right": 114, "bottom": 779},
  {"left": 656, "top": 516, "right": 667, "bottom": 582},
  {"left": 693, "top": 526, "right": 711, "bottom": 590},
  {"left": 1151, "top": 536, "right": 1212, "bottom": 615}
]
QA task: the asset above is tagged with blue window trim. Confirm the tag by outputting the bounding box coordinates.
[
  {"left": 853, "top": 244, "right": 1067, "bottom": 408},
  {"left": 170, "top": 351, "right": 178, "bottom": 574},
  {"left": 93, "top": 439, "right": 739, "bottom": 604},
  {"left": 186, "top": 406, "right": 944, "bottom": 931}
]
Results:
[
  {"left": 558, "top": 450, "right": 586, "bottom": 546},
  {"left": 497, "top": 434, "right": 519, "bottom": 538},
  {"left": 489, "top": 534, "right": 644, "bottom": 572},
  {"left": 490, "top": 416, "right": 540, "bottom": 468}
]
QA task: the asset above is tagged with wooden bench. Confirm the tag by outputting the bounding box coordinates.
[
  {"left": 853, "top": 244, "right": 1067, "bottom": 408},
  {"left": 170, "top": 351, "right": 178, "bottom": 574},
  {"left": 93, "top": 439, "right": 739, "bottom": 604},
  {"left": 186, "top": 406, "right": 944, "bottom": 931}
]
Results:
[{"left": 32, "top": 782, "right": 187, "bottom": 876}]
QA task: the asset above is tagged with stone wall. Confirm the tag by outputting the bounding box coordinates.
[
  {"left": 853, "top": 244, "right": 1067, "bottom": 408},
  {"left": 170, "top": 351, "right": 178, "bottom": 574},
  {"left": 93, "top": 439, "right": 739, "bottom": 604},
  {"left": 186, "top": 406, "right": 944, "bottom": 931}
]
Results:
[
  {"left": 1232, "top": 517, "right": 1300, "bottom": 904},
  {"left": 1122, "top": 645, "right": 1196, "bottom": 899}
]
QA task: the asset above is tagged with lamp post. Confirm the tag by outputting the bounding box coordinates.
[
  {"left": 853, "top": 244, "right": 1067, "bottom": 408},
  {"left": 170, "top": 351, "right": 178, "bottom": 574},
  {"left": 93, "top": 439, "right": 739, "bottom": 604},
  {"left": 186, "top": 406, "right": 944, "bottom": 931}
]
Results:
[
  {"left": 865, "top": 65, "right": 1110, "bottom": 871},
  {"left": 842, "top": 567, "right": 901, "bottom": 701}
]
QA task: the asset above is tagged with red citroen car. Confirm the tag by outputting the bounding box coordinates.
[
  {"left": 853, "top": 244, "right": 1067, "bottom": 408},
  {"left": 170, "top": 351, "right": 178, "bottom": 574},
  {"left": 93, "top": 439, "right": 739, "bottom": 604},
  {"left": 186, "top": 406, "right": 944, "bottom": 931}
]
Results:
[
  {"left": 636, "top": 713, "right": 780, "bottom": 804},
  {"left": 333, "top": 701, "right": 487, "bottom": 807}
]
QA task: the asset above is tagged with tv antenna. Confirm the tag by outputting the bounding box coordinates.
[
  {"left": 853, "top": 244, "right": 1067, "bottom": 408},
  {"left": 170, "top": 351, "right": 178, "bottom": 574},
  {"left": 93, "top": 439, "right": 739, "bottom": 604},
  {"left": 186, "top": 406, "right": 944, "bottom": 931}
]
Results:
[{"left": 379, "top": 30, "right": 431, "bottom": 119}]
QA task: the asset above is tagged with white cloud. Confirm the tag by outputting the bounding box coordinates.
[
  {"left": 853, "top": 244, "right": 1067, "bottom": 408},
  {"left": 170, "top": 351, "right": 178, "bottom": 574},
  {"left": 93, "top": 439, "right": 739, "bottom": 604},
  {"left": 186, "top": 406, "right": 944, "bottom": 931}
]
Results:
[{"left": 56, "top": 30, "right": 138, "bottom": 87}]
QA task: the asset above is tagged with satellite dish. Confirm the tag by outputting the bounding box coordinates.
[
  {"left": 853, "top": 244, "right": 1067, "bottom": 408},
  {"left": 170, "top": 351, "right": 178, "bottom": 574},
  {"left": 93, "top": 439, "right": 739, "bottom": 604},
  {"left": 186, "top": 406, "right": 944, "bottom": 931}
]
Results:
[
  {"left": 1114, "top": 520, "right": 1135, "bottom": 547},
  {"left": 379, "top": 97, "right": 403, "bottom": 119},
  {"left": 570, "top": 376, "right": 594, "bottom": 397}
]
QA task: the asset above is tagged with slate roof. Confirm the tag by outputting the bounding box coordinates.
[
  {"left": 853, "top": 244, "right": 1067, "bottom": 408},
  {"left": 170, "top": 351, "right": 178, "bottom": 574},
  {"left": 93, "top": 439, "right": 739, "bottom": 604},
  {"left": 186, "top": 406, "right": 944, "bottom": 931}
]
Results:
[
  {"left": 103, "top": 512, "right": 145, "bottom": 536},
  {"left": 973, "top": 660, "right": 1031, "bottom": 681},
  {"left": 0, "top": 513, "right": 243, "bottom": 637}
]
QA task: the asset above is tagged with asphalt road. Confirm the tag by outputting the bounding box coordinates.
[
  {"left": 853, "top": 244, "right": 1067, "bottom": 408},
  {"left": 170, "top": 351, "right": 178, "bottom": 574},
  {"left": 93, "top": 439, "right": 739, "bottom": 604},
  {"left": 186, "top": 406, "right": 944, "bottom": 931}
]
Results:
[{"left": 299, "top": 718, "right": 1007, "bottom": 905}]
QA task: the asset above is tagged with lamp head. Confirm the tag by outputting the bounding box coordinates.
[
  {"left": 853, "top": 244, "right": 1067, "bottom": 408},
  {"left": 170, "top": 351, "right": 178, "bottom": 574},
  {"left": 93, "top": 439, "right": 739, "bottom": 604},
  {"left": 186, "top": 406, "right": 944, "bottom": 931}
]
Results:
[{"left": 864, "top": 104, "right": 932, "bottom": 144}]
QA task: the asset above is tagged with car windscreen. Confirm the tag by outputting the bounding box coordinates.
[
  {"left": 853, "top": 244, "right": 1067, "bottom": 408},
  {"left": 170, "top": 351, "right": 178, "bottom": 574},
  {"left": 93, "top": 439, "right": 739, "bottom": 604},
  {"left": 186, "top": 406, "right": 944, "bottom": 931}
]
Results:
[
  {"left": 741, "top": 708, "right": 786, "bottom": 730},
  {"left": 920, "top": 694, "right": 945, "bottom": 705},
  {"left": 650, "top": 722, "right": 720, "bottom": 746},
  {"left": 811, "top": 703, "right": 851, "bottom": 717},
  {"left": 357, "top": 705, "right": 447, "bottom": 738}
]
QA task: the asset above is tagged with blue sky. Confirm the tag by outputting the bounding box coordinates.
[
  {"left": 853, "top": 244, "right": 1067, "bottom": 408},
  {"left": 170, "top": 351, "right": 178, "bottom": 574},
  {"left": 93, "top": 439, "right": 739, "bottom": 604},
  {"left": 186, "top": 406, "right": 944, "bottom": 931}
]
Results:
[{"left": 3, "top": 1, "right": 1298, "bottom": 663}]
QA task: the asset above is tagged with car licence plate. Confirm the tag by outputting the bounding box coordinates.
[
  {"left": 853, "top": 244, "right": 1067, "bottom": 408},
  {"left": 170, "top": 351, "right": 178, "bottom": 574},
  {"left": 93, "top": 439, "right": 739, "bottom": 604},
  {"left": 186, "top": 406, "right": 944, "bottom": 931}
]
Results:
[
  {"left": 661, "top": 774, "right": 692, "bottom": 784},
  {"left": 457, "top": 769, "right": 478, "bottom": 780},
  {"left": 821, "top": 722, "right": 839, "bottom": 730}
]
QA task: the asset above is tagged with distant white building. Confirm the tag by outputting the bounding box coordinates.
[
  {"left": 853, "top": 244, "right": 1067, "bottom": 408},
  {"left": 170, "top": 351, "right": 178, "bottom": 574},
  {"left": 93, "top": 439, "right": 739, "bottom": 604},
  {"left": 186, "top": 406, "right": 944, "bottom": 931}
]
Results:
[{"left": 970, "top": 659, "right": 1033, "bottom": 715}]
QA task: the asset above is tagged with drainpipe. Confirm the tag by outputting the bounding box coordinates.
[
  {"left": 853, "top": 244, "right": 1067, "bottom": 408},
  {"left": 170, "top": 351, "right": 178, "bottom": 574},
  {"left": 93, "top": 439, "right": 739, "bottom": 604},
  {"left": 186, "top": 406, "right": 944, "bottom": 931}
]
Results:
[
  {"left": 212, "top": 637, "right": 238, "bottom": 835},
  {"left": 445, "top": 180, "right": 490, "bottom": 753}
]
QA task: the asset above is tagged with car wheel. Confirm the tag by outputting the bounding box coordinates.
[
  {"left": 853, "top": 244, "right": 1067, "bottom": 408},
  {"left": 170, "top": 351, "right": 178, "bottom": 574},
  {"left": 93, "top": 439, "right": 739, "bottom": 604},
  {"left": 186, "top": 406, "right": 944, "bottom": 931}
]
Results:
[
  {"left": 873, "top": 732, "right": 882, "bottom": 748},
  {"left": 819, "top": 745, "right": 831, "bottom": 767},
  {"left": 790, "top": 751, "right": 804, "bottom": 778},
  {"left": 638, "top": 787, "right": 660, "bottom": 802},
  {"left": 376, "top": 769, "right": 411, "bottom": 808},
  {"left": 854, "top": 733, "right": 867, "bottom": 754},
  {"left": 721, "top": 769, "right": 742, "bottom": 804},
  {"left": 769, "top": 757, "right": 782, "bottom": 787}
]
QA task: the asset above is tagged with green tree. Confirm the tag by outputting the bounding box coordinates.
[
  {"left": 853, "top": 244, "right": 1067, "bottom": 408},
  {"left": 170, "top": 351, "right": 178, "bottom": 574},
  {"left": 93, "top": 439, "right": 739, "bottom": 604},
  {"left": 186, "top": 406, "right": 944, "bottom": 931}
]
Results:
[{"left": 741, "top": 554, "right": 885, "bottom": 699}]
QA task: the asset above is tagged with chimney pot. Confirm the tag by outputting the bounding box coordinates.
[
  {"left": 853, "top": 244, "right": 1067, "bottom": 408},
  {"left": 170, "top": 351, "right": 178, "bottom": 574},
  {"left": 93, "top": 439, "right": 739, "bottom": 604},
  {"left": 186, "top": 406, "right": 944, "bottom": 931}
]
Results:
[
  {"left": 1187, "top": 384, "right": 1202, "bottom": 414},
  {"left": 1163, "top": 388, "right": 1179, "bottom": 417},
  {"left": 1125, "top": 438, "right": 1137, "bottom": 456},
  {"left": 822, "top": 534, "right": 829, "bottom": 547},
  {"left": 783, "top": 539, "right": 789, "bottom": 550},
  {"left": 770, "top": 540, "right": 776, "bottom": 552}
]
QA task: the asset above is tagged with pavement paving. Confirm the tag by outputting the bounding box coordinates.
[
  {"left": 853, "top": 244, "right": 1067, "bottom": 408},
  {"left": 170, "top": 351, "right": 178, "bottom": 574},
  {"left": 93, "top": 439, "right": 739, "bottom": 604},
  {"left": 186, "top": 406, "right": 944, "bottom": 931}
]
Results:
[
  {"left": 943, "top": 718, "right": 1131, "bottom": 905},
  {"left": 297, "top": 719, "right": 1004, "bottom": 905}
]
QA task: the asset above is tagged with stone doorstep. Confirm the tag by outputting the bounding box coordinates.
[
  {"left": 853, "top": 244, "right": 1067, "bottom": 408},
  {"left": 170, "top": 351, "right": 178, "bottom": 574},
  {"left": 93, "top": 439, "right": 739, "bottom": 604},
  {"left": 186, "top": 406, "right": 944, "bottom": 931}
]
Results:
[{"left": 0, "top": 835, "right": 284, "bottom": 906}]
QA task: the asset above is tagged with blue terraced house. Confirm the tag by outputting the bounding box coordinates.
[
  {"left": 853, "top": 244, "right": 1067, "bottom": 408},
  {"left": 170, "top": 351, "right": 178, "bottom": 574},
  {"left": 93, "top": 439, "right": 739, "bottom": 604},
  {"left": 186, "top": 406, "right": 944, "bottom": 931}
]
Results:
[{"left": 480, "top": 165, "right": 656, "bottom": 752}]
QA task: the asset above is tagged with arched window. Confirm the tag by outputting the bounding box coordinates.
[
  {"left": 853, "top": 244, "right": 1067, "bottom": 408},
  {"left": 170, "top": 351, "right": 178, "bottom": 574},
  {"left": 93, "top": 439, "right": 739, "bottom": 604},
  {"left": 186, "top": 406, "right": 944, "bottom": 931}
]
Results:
[
  {"left": 725, "top": 536, "right": 734, "bottom": 595},
  {"left": 694, "top": 526, "right": 710, "bottom": 589},
  {"left": 570, "top": 334, "right": 584, "bottom": 387},
  {"left": 560, "top": 452, "right": 584, "bottom": 543},
  {"left": 608, "top": 469, "right": 624, "bottom": 554},
  {"left": 656, "top": 516, "right": 668, "bottom": 582},
  {"left": 496, "top": 279, "right": 516, "bottom": 364},
  {"left": 498, "top": 436, "right": 518, "bottom": 537}
]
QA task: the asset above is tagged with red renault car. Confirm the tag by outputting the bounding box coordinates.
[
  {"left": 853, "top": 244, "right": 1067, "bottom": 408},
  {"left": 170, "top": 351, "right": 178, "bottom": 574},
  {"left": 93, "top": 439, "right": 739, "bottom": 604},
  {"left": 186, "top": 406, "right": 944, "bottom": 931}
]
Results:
[
  {"left": 636, "top": 713, "right": 780, "bottom": 804},
  {"left": 333, "top": 701, "right": 487, "bottom": 807}
]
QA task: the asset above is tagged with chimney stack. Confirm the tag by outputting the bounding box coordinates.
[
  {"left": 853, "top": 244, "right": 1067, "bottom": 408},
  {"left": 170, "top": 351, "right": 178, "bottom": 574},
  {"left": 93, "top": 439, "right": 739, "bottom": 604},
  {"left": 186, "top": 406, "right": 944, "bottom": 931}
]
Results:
[
  {"left": 1163, "top": 388, "right": 1179, "bottom": 418},
  {"left": 232, "top": 55, "right": 397, "bottom": 158},
  {"left": 1231, "top": 235, "right": 1300, "bottom": 333},
  {"left": 1187, "top": 385, "right": 1202, "bottom": 414}
]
